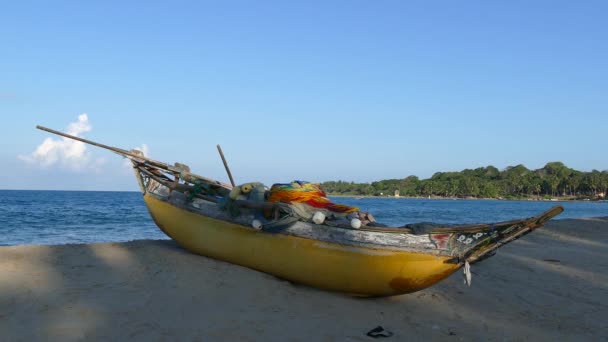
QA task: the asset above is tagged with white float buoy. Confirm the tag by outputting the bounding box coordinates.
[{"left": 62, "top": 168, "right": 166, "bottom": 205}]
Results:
[
  {"left": 350, "top": 218, "right": 362, "bottom": 229},
  {"left": 312, "top": 211, "right": 326, "bottom": 224},
  {"left": 252, "top": 219, "right": 263, "bottom": 230}
]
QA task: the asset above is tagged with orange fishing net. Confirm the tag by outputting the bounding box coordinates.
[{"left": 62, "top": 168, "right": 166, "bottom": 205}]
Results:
[{"left": 267, "top": 181, "right": 359, "bottom": 214}]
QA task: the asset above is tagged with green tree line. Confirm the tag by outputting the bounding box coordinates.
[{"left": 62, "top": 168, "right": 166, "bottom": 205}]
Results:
[{"left": 321, "top": 162, "right": 608, "bottom": 200}]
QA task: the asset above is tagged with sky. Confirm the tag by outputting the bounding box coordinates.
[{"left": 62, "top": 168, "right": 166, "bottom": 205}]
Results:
[{"left": 1, "top": 1, "right": 606, "bottom": 191}]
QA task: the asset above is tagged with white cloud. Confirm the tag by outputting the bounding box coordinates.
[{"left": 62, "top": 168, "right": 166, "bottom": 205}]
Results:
[{"left": 19, "top": 113, "right": 106, "bottom": 171}]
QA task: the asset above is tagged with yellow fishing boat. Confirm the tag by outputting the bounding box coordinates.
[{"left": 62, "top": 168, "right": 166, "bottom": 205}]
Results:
[{"left": 36, "top": 126, "right": 564, "bottom": 297}]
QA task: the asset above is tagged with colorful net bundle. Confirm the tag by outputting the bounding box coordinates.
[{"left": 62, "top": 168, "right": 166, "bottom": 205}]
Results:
[{"left": 268, "top": 181, "right": 359, "bottom": 214}]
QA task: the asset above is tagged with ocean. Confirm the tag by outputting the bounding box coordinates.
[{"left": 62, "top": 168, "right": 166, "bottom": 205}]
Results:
[{"left": 0, "top": 190, "right": 605, "bottom": 246}]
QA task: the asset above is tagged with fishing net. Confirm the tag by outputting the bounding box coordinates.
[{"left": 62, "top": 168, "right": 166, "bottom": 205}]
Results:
[{"left": 267, "top": 181, "right": 359, "bottom": 214}]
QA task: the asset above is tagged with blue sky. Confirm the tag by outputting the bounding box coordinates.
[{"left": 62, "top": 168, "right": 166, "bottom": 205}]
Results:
[{"left": 1, "top": 1, "right": 606, "bottom": 191}]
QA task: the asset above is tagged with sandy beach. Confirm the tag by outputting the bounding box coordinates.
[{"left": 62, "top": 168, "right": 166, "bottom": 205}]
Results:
[{"left": 1, "top": 217, "right": 607, "bottom": 341}]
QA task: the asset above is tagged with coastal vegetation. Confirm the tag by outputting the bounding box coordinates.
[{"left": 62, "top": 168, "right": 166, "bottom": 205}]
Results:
[{"left": 321, "top": 162, "right": 608, "bottom": 200}]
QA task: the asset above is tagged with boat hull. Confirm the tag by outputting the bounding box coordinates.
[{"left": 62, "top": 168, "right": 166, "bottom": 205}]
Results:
[{"left": 143, "top": 194, "right": 460, "bottom": 296}]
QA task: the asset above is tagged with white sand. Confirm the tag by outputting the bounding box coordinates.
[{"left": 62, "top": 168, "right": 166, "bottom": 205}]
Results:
[{"left": 1, "top": 217, "right": 607, "bottom": 341}]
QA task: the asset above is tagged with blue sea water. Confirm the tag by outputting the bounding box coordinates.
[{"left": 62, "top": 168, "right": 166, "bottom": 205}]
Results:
[
  {"left": 0, "top": 190, "right": 163, "bottom": 246},
  {"left": 0, "top": 190, "right": 605, "bottom": 246}
]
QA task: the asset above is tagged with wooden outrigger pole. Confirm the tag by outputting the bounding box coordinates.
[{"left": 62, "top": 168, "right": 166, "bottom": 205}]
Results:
[{"left": 35, "top": 125, "right": 233, "bottom": 189}]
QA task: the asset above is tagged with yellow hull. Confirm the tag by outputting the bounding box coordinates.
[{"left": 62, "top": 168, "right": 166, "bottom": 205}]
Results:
[{"left": 144, "top": 194, "right": 460, "bottom": 296}]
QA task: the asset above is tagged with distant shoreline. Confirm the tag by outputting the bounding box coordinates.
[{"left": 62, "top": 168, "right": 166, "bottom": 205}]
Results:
[{"left": 328, "top": 194, "right": 607, "bottom": 203}]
